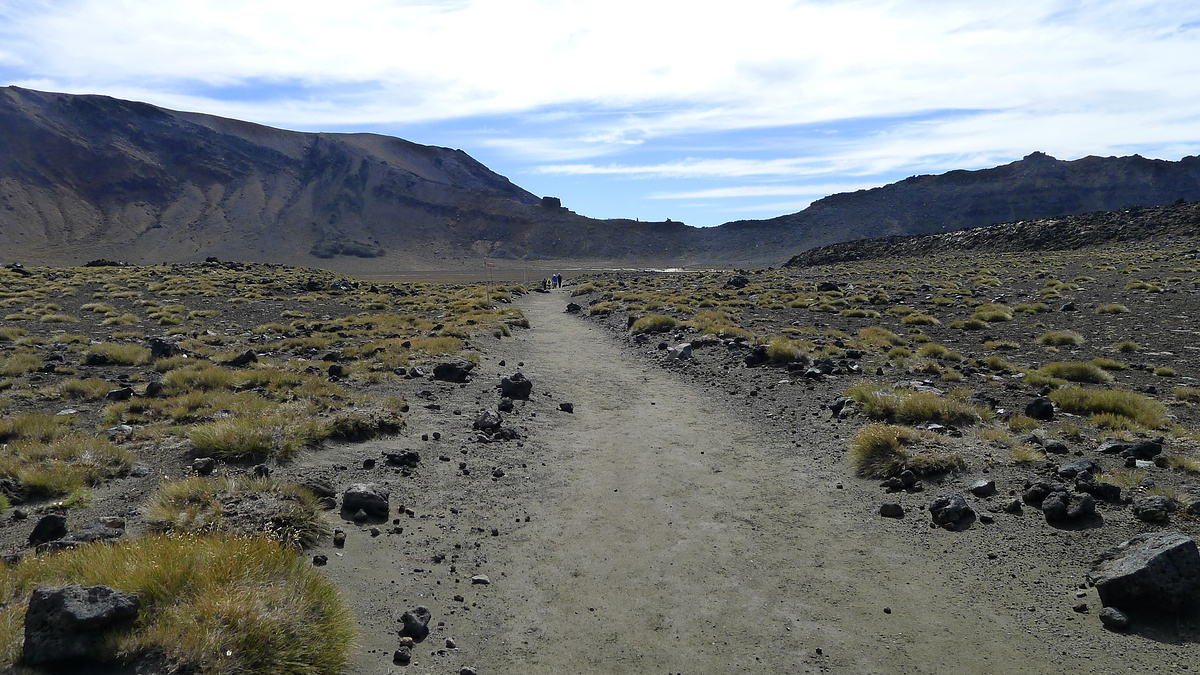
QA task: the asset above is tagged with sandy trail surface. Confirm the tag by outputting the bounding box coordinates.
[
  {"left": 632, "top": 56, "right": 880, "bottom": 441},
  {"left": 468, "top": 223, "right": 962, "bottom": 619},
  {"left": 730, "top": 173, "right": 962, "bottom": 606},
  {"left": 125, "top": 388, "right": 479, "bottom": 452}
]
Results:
[{"left": 462, "top": 290, "right": 1034, "bottom": 674}]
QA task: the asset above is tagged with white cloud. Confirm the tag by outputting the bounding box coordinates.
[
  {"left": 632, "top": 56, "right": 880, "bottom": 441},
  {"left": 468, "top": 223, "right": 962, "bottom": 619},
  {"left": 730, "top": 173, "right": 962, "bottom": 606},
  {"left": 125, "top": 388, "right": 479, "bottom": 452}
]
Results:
[{"left": 652, "top": 184, "right": 877, "bottom": 200}]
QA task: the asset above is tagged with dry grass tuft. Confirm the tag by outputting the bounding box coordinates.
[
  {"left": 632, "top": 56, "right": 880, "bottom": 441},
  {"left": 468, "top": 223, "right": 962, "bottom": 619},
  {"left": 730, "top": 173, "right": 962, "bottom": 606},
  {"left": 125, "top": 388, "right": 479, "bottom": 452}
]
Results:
[{"left": 848, "top": 423, "right": 965, "bottom": 478}]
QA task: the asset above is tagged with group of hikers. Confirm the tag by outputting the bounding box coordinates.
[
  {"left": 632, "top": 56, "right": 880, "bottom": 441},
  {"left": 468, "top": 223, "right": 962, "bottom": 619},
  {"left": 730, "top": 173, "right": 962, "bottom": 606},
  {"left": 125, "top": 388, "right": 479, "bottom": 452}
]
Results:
[{"left": 541, "top": 273, "right": 564, "bottom": 290}]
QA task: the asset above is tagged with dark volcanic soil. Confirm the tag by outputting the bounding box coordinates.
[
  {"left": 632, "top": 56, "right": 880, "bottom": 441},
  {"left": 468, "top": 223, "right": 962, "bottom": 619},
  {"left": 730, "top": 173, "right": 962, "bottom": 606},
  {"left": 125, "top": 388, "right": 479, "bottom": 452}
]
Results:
[{"left": 2, "top": 233, "right": 1200, "bottom": 674}]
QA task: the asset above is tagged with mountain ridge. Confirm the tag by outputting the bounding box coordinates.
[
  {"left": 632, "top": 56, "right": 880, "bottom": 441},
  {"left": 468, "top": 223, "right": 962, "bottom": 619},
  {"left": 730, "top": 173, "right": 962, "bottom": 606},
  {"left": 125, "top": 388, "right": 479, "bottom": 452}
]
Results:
[{"left": 3, "top": 86, "right": 1200, "bottom": 270}]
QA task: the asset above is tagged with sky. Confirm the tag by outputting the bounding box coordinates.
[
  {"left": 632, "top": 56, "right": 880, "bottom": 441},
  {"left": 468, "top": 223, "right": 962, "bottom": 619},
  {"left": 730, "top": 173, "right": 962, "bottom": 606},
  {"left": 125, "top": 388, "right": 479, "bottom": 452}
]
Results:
[{"left": 2, "top": 0, "right": 1199, "bottom": 227}]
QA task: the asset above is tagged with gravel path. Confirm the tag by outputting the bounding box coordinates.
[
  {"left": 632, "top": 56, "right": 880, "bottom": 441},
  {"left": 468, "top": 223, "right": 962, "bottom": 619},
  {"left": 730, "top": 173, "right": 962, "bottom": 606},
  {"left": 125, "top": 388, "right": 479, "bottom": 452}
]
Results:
[{"left": 466, "top": 290, "right": 1036, "bottom": 673}]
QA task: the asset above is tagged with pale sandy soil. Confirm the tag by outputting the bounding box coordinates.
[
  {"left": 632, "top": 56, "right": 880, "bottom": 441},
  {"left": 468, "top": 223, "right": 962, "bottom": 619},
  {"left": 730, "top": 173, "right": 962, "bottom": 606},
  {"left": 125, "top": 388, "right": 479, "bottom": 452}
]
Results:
[{"left": 300, "top": 290, "right": 1197, "bottom": 675}]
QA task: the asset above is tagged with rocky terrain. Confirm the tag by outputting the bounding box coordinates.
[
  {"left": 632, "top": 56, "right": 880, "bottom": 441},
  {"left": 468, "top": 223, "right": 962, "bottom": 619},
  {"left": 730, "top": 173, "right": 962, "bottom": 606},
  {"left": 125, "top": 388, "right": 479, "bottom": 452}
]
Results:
[
  {"left": 1, "top": 203, "right": 1200, "bottom": 672},
  {"left": 4, "top": 86, "right": 1200, "bottom": 271}
]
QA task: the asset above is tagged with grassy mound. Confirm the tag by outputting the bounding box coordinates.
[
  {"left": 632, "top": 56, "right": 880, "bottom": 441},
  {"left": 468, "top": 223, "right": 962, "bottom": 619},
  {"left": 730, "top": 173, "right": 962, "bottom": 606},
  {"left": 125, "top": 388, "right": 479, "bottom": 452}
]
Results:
[{"left": 0, "top": 534, "right": 355, "bottom": 674}]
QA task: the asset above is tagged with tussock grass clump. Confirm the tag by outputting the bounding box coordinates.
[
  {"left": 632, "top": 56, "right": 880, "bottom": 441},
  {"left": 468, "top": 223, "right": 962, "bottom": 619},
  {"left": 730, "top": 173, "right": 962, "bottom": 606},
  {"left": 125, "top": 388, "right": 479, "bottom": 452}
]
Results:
[
  {"left": 0, "top": 434, "right": 131, "bottom": 498},
  {"left": 1113, "top": 340, "right": 1140, "bottom": 353},
  {"left": 951, "top": 318, "right": 989, "bottom": 330},
  {"left": 1009, "top": 445, "right": 1047, "bottom": 464},
  {"left": 630, "top": 314, "right": 677, "bottom": 334},
  {"left": 58, "top": 377, "right": 116, "bottom": 400},
  {"left": 0, "top": 327, "right": 28, "bottom": 341},
  {"left": 571, "top": 282, "right": 596, "bottom": 296},
  {"left": 1013, "top": 302, "right": 1050, "bottom": 314},
  {"left": 984, "top": 340, "right": 1019, "bottom": 351},
  {"left": 766, "top": 338, "right": 810, "bottom": 364},
  {"left": 0, "top": 351, "right": 40, "bottom": 376},
  {"left": 146, "top": 476, "right": 331, "bottom": 548},
  {"left": 324, "top": 411, "right": 404, "bottom": 441},
  {"left": 1049, "top": 386, "right": 1168, "bottom": 428},
  {"left": 1090, "top": 357, "right": 1127, "bottom": 371},
  {"left": 84, "top": 343, "right": 151, "bottom": 365},
  {"left": 846, "top": 382, "right": 990, "bottom": 426},
  {"left": 1027, "top": 361, "right": 1113, "bottom": 386},
  {"left": 972, "top": 303, "right": 1013, "bottom": 322},
  {"left": 189, "top": 413, "right": 323, "bottom": 461},
  {"left": 848, "top": 423, "right": 965, "bottom": 478},
  {"left": 917, "top": 343, "right": 963, "bottom": 362},
  {"left": 1154, "top": 366, "right": 1177, "bottom": 377},
  {"left": 1096, "top": 303, "right": 1129, "bottom": 314},
  {"left": 901, "top": 312, "right": 940, "bottom": 326},
  {"left": 1036, "top": 330, "right": 1084, "bottom": 347},
  {"left": 0, "top": 413, "right": 72, "bottom": 443},
  {"left": 1175, "top": 386, "right": 1200, "bottom": 404},
  {"left": 857, "top": 326, "right": 905, "bottom": 348},
  {"left": 0, "top": 534, "right": 355, "bottom": 674}
]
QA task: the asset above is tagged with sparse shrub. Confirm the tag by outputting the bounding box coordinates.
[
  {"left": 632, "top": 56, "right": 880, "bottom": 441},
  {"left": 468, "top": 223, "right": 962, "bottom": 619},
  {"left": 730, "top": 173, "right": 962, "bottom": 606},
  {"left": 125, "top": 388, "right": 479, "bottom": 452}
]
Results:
[
  {"left": 630, "top": 314, "right": 677, "bottom": 334},
  {"left": 1013, "top": 303, "right": 1050, "bottom": 314},
  {"left": 972, "top": 303, "right": 1013, "bottom": 322},
  {"left": 1036, "top": 330, "right": 1084, "bottom": 347},
  {"left": 901, "top": 313, "right": 940, "bottom": 326},
  {"left": 1028, "top": 361, "right": 1112, "bottom": 385},
  {"left": 1007, "top": 415, "right": 1040, "bottom": 432},
  {"left": 0, "top": 534, "right": 355, "bottom": 673},
  {"left": 1049, "top": 386, "right": 1167, "bottom": 428},
  {"left": 0, "top": 434, "right": 131, "bottom": 498},
  {"left": 846, "top": 382, "right": 989, "bottom": 426},
  {"left": 1090, "top": 357, "right": 1126, "bottom": 371},
  {"left": 84, "top": 343, "right": 151, "bottom": 366},
  {"left": 1008, "top": 445, "right": 1046, "bottom": 464},
  {"left": 858, "top": 326, "right": 905, "bottom": 348},
  {"left": 1175, "top": 386, "right": 1200, "bottom": 403},
  {"left": 917, "top": 344, "right": 963, "bottom": 362},
  {"left": 766, "top": 338, "right": 810, "bottom": 364},
  {"left": 0, "top": 351, "right": 40, "bottom": 376},
  {"left": 146, "top": 475, "right": 330, "bottom": 548},
  {"left": 848, "top": 423, "right": 964, "bottom": 478},
  {"left": 1113, "top": 340, "right": 1140, "bottom": 353}
]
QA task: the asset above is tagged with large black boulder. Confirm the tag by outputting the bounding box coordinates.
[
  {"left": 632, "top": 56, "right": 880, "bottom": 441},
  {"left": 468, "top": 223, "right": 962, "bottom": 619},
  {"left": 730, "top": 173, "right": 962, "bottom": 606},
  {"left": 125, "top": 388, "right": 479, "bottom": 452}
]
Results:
[
  {"left": 1089, "top": 532, "right": 1200, "bottom": 614},
  {"left": 500, "top": 372, "right": 533, "bottom": 399},
  {"left": 23, "top": 585, "right": 140, "bottom": 665}
]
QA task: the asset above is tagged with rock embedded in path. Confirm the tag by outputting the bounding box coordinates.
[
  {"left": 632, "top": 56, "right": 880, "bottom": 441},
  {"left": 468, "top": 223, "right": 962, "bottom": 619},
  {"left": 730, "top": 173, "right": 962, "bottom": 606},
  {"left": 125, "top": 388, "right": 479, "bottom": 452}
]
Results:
[
  {"left": 968, "top": 479, "right": 997, "bottom": 498},
  {"left": 1131, "top": 495, "right": 1176, "bottom": 523},
  {"left": 399, "top": 605, "right": 432, "bottom": 641},
  {"left": 1025, "top": 397, "right": 1055, "bottom": 421},
  {"left": 473, "top": 409, "right": 503, "bottom": 432},
  {"left": 498, "top": 396, "right": 514, "bottom": 413},
  {"left": 1089, "top": 532, "right": 1200, "bottom": 613},
  {"left": 880, "top": 502, "right": 904, "bottom": 518},
  {"left": 342, "top": 483, "right": 390, "bottom": 518},
  {"left": 565, "top": 302, "right": 581, "bottom": 313},
  {"left": 28, "top": 514, "right": 67, "bottom": 547},
  {"left": 23, "top": 585, "right": 140, "bottom": 665},
  {"left": 1098, "top": 606, "right": 1130, "bottom": 629},
  {"left": 1041, "top": 490, "right": 1095, "bottom": 522},
  {"left": 433, "top": 360, "right": 475, "bottom": 383},
  {"left": 558, "top": 402, "right": 574, "bottom": 413},
  {"left": 500, "top": 372, "right": 533, "bottom": 399},
  {"left": 929, "top": 494, "right": 975, "bottom": 530}
]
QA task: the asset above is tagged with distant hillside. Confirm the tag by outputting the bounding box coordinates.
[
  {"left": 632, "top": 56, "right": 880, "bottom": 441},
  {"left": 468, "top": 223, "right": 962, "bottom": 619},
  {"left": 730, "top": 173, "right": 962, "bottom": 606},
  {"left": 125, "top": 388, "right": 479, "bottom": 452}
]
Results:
[
  {"left": 3, "top": 87, "right": 1200, "bottom": 271},
  {"left": 784, "top": 201, "right": 1200, "bottom": 268},
  {"left": 0, "top": 86, "right": 689, "bottom": 270}
]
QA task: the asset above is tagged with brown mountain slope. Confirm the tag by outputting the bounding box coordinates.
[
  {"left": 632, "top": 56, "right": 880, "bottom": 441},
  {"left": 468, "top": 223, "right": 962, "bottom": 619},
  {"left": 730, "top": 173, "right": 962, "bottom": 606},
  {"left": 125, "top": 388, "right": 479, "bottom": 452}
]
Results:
[
  {"left": 3, "top": 86, "right": 1200, "bottom": 270},
  {"left": 0, "top": 86, "right": 692, "bottom": 270},
  {"left": 722, "top": 152, "right": 1200, "bottom": 257},
  {"left": 784, "top": 201, "right": 1200, "bottom": 267}
]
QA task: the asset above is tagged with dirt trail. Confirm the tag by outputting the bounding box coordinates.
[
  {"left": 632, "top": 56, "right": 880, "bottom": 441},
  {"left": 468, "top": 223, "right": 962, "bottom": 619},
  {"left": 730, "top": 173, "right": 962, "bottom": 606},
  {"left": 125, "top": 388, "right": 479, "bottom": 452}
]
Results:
[{"left": 468, "top": 290, "right": 1040, "bottom": 674}]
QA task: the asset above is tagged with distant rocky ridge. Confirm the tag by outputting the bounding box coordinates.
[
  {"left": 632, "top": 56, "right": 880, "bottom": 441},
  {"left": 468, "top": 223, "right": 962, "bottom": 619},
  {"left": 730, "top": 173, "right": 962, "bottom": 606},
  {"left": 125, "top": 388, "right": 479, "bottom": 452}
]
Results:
[
  {"left": 3, "top": 86, "right": 1200, "bottom": 270},
  {"left": 784, "top": 201, "right": 1200, "bottom": 267}
]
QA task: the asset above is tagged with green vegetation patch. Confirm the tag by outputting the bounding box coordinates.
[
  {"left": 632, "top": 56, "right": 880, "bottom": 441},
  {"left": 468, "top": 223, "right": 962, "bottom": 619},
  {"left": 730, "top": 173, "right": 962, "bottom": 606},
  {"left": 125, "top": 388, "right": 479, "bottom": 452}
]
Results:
[
  {"left": 0, "top": 534, "right": 355, "bottom": 674},
  {"left": 846, "top": 382, "right": 990, "bottom": 426},
  {"left": 1049, "top": 386, "right": 1168, "bottom": 428},
  {"left": 848, "top": 423, "right": 965, "bottom": 478},
  {"left": 146, "top": 476, "right": 331, "bottom": 548}
]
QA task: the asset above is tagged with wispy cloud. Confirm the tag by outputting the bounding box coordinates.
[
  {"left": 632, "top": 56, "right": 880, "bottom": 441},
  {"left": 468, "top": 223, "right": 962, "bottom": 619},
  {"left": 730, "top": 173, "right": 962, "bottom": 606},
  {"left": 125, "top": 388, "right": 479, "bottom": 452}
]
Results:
[{"left": 0, "top": 0, "right": 1197, "bottom": 227}]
